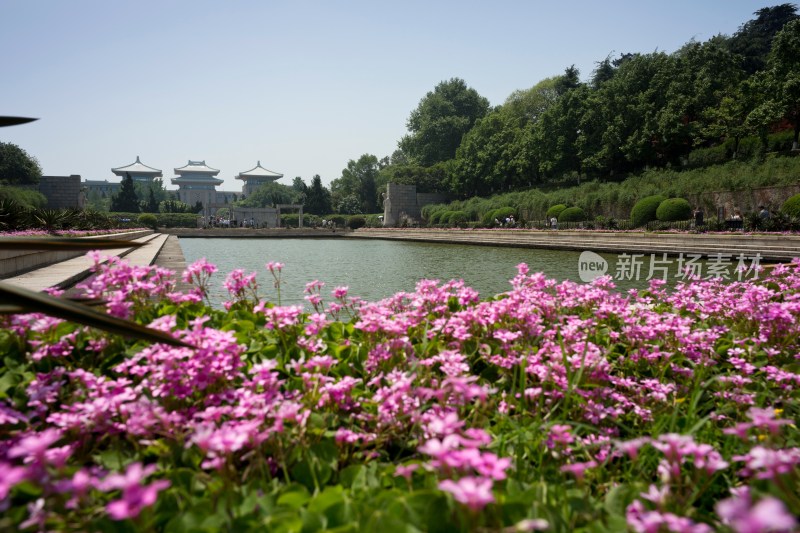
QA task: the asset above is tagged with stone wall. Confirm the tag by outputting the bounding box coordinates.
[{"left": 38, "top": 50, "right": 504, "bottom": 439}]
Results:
[
  {"left": 688, "top": 184, "right": 800, "bottom": 219},
  {"left": 383, "top": 183, "right": 449, "bottom": 226},
  {"left": 520, "top": 183, "right": 800, "bottom": 222},
  {"left": 38, "top": 175, "right": 81, "bottom": 209}
]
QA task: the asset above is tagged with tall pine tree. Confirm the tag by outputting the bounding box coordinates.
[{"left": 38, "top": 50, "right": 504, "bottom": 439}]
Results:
[{"left": 111, "top": 173, "right": 140, "bottom": 213}]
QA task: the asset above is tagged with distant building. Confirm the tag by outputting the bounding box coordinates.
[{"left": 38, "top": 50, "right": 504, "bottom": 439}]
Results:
[
  {"left": 83, "top": 179, "right": 120, "bottom": 197},
  {"left": 235, "top": 161, "right": 283, "bottom": 197},
  {"left": 171, "top": 160, "right": 223, "bottom": 207},
  {"left": 111, "top": 156, "right": 163, "bottom": 183}
]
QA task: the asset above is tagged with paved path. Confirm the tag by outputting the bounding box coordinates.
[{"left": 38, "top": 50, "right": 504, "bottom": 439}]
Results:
[
  {"left": 346, "top": 229, "right": 800, "bottom": 262},
  {"left": 153, "top": 235, "right": 191, "bottom": 293},
  {"left": 4, "top": 233, "right": 168, "bottom": 292}
]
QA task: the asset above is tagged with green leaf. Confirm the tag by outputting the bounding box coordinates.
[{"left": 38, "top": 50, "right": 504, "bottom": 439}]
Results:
[
  {"left": 277, "top": 484, "right": 312, "bottom": 509},
  {"left": 308, "top": 485, "right": 345, "bottom": 514},
  {"left": 339, "top": 465, "right": 366, "bottom": 489}
]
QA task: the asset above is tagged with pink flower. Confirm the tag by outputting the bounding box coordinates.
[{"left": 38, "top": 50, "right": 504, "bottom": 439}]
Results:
[
  {"left": 0, "top": 462, "right": 28, "bottom": 500},
  {"left": 438, "top": 476, "right": 495, "bottom": 510},
  {"left": 102, "top": 462, "right": 170, "bottom": 520},
  {"left": 333, "top": 286, "right": 349, "bottom": 299},
  {"left": 394, "top": 464, "right": 419, "bottom": 479},
  {"left": 716, "top": 488, "right": 797, "bottom": 533},
  {"left": 181, "top": 257, "right": 217, "bottom": 286},
  {"left": 546, "top": 424, "right": 575, "bottom": 449},
  {"left": 560, "top": 460, "right": 597, "bottom": 480},
  {"left": 266, "top": 261, "right": 284, "bottom": 273},
  {"left": 8, "top": 428, "right": 62, "bottom": 463}
]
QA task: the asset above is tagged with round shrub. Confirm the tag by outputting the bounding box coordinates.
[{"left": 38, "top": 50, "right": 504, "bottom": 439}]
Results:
[
  {"left": 546, "top": 204, "right": 567, "bottom": 220},
  {"left": 493, "top": 207, "right": 516, "bottom": 221},
  {"left": 137, "top": 213, "right": 158, "bottom": 230},
  {"left": 328, "top": 215, "right": 346, "bottom": 227},
  {"left": 430, "top": 211, "right": 449, "bottom": 225},
  {"left": 155, "top": 213, "right": 200, "bottom": 228},
  {"left": 781, "top": 194, "right": 800, "bottom": 218},
  {"left": 426, "top": 210, "right": 442, "bottom": 225},
  {"left": 480, "top": 209, "right": 499, "bottom": 226},
  {"left": 656, "top": 198, "right": 692, "bottom": 222},
  {"left": 558, "top": 206, "right": 587, "bottom": 222},
  {"left": 364, "top": 214, "right": 383, "bottom": 228},
  {"left": 447, "top": 211, "right": 468, "bottom": 227},
  {"left": 347, "top": 215, "right": 366, "bottom": 230},
  {"left": 630, "top": 195, "right": 666, "bottom": 227}
]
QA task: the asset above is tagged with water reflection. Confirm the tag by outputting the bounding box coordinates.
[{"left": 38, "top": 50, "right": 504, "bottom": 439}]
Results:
[{"left": 177, "top": 238, "right": 742, "bottom": 306}]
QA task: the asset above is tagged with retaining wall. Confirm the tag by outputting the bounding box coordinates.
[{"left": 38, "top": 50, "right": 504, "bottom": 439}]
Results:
[{"left": 0, "top": 230, "right": 153, "bottom": 278}]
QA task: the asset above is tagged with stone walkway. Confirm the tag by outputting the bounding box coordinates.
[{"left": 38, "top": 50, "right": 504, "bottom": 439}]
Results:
[
  {"left": 3, "top": 233, "right": 169, "bottom": 292},
  {"left": 153, "top": 235, "right": 191, "bottom": 293}
]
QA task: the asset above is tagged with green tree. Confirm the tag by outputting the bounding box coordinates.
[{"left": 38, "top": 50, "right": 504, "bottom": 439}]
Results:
[
  {"left": 146, "top": 188, "right": 159, "bottom": 213},
  {"left": 578, "top": 53, "right": 673, "bottom": 175},
  {"left": 591, "top": 56, "right": 616, "bottom": 89},
  {"left": 237, "top": 181, "right": 301, "bottom": 208},
  {"left": 110, "top": 174, "right": 140, "bottom": 213},
  {"left": 336, "top": 194, "right": 363, "bottom": 215},
  {"left": 727, "top": 3, "right": 798, "bottom": 74},
  {"left": 452, "top": 110, "right": 531, "bottom": 196},
  {"left": 331, "top": 154, "right": 380, "bottom": 213},
  {"left": 658, "top": 40, "right": 744, "bottom": 161},
  {"left": 304, "top": 175, "right": 332, "bottom": 215},
  {"left": 399, "top": 78, "right": 490, "bottom": 166},
  {"left": 744, "top": 71, "right": 783, "bottom": 158},
  {"left": 378, "top": 162, "right": 450, "bottom": 194},
  {"left": 768, "top": 18, "right": 800, "bottom": 149},
  {"left": 535, "top": 82, "right": 590, "bottom": 181},
  {"left": 503, "top": 76, "right": 561, "bottom": 125},
  {"left": 0, "top": 142, "right": 42, "bottom": 186},
  {"left": 292, "top": 176, "right": 308, "bottom": 194},
  {"left": 700, "top": 84, "right": 752, "bottom": 159}
]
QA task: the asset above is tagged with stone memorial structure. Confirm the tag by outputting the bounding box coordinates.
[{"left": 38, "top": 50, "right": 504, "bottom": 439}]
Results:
[{"left": 382, "top": 183, "right": 448, "bottom": 226}]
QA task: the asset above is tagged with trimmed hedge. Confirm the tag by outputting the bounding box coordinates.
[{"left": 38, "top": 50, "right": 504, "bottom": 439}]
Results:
[
  {"left": 347, "top": 215, "right": 366, "bottom": 230},
  {"left": 558, "top": 206, "right": 587, "bottom": 222},
  {"left": 492, "top": 207, "right": 517, "bottom": 223},
  {"left": 630, "top": 195, "right": 666, "bottom": 227},
  {"left": 687, "top": 146, "right": 728, "bottom": 169},
  {"left": 364, "top": 214, "right": 383, "bottom": 228},
  {"left": 110, "top": 212, "right": 199, "bottom": 228},
  {"left": 447, "top": 211, "right": 468, "bottom": 227},
  {"left": 656, "top": 198, "right": 692, "bottom": 222},
  {"left": 781, "top": 194, "right": 800, "bottom": 218},
  {"left": 327, "top": 215, "right": 346, "bottom": 227},
  {"left": 137, "top": 213, "right": 158, "bottom": 230},
  {"left": 546, "top": 204, "right": 568, "bottom": 219}
]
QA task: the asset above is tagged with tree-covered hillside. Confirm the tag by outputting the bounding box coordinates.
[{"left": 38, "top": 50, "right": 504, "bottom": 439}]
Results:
[{"left": 330, "top": 4, "right": 800, "bottom": 209}]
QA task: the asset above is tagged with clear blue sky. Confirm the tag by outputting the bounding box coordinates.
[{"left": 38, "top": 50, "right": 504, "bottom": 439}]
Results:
[{"left": 1, "top": 1, "right": 776, "bottom": 191}]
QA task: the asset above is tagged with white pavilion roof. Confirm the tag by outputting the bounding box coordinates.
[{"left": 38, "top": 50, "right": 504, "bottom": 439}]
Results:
[
  {"left": 174, "top": 160, "right": 221, "bottom": 175},
  {"left": 235, "top": 161, "right": 283, "bottom": 181},
  {"left": 111, "top": 156, "right": 162, "bottom": 176}
]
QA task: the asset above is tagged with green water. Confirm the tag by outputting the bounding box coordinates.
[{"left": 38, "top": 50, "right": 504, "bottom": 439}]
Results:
[{"left": 177, "top": 238, "right": 741, "bottom": 306}]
